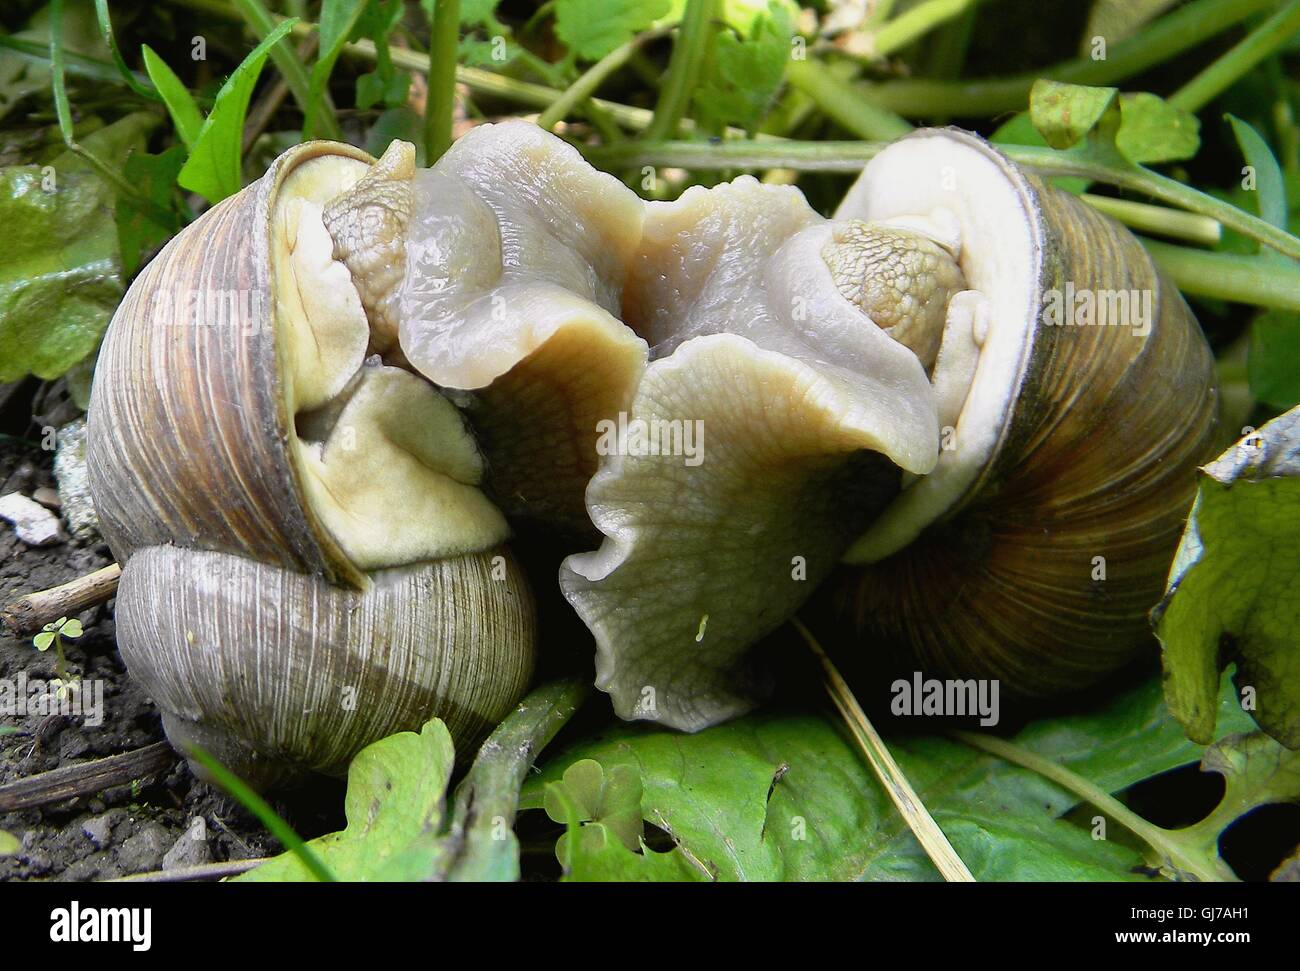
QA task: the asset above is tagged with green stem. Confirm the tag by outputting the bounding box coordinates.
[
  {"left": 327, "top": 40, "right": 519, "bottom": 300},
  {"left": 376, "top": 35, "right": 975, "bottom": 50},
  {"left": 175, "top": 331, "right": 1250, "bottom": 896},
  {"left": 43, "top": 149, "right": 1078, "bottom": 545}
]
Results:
[
  {"left": 1080, "top": 193, "right": 1220, "bottom": 246},
  {"left": 1142, "top": 238, "right": 1300, "bottom": 311},
  {"left": 433, "top": 678, "right": 590, "bottom": 881},
  {"left": 785, "top": 59, "right": 913, "bottom": 140},
  {"left": 853, "top": 0, "right": 1279, "bottom": 117},
  {"left": 537, "top": 28, "right": 669, "bottom": 131},
  {"left": 232, "top": 0, "right": 340, "bottom": 139},
  {"left": 872, "top": 0, "right": 979, "bottom": 58},
  {"left": 644, "top": 0, "right": 718, "bottom": 141},
  {"left": 424, "top": 0, "right": 459, "bottom": 162},
  {"left": 583, "top": 139, "right": 1300, "bottom": 262},
  {"left": 1169, "top": 0, "right": 1300, "bottom": 112},
  {"left": 951, "top": 730, "right": 1234, "bottom": 882}
]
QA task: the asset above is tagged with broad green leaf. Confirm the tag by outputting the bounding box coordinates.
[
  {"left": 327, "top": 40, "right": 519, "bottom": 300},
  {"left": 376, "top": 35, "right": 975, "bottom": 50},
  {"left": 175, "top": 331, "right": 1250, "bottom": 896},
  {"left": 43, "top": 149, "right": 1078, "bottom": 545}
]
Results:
[
  {"left": 116, "top": 145, "right": 184, "bottom": 276},
  {"left": 549, "top": 782, "right": 707, "bottom": 881},
  {"left": 554, "top": 0, "right": 670, "bottom": 61},
  {"left": 1248, "top": 310, "right": 1300, "bottom": 410},
  {"left": 1115, "top": 92, "right": 1199, "bottom": 164},
  {"left": 1156, "top": 407, "right": 1300, "bottom": 749},
  {"left": 1029, "top": 79, "right": 1118, "bottom": 151},
  {"left": 237, "top": 720, "right": 456, "bottom": 881},
  {"left": 59, "top": 618, "right": 82, "bottom": 638},
  {"left": 178, "top": 18, "right": 297, "bottom": 203},
  {"left": 692, "top": 2, "right": 792, "bottom": 134},
  {"left": 524, "top": 675, "right": 1253, "bottom": 881},
  {"left": 0, "top": 112, "right": 152, "bottom": 382},
  {"left": 0, "top": 830, "right": 19, "bottom": 856},
  {"left": 141, "top": 45, "right": 203, "bottom": 151},
  {"left": 33, "top": 631, "right": 54, "bottom": 651}
]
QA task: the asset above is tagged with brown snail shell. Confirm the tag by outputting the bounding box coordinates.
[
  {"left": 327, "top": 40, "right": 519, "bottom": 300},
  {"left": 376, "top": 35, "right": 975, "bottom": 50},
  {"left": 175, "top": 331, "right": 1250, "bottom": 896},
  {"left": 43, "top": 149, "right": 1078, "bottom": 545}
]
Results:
[
  {"left": 87, "top": 141, "right": 537, "bottom": 785},
  {"left": 831, "top": 128, "right": 1220, "bottom": 697}
]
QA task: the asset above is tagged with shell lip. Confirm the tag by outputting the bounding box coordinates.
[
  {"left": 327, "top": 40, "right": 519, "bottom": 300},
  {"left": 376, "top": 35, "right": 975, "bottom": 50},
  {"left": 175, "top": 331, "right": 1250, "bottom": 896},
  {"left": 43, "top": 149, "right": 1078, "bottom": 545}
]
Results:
[{"left": 837, "top": 127, "right": 1048, "bottom": 564}]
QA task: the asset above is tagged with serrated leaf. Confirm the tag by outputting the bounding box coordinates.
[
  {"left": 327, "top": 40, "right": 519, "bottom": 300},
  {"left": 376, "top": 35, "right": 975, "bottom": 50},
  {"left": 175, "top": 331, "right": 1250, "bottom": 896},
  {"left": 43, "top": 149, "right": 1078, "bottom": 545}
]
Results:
[
  {"left": 524, "top": 674, "right": 1252, "bottom": 881},
  {"left": 1156, "top": 406, "right": 1300, "bottom": 749},
  {"left": 554, "top": 0, "right": 670, "bottom": 61},
  {"left": 692, "top": 2, "right": 791, "bottom": 134},
  {"left": 178, "top": 18, "right": 297, "bottom": 203}
]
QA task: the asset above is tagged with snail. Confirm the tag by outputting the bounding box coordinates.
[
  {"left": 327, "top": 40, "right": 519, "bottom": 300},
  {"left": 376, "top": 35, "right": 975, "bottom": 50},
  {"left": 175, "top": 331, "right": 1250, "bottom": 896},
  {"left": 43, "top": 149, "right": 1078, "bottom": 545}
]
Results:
[
  {"left": 87, "top": 141, "right": 536, "bottom": 788},
  {"left": 552, "top": 127, "right": 1219, "bottom": 729},
  {"left": 90, "top": 121, "right": 1220, "bottom": 774}
]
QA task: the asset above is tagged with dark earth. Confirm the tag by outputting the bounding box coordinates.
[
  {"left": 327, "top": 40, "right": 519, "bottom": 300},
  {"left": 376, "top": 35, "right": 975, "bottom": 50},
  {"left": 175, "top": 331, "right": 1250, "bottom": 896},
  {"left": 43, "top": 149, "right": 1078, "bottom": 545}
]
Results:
[{"left": 0, "top": 428, "right": 343, "bottom": 881}]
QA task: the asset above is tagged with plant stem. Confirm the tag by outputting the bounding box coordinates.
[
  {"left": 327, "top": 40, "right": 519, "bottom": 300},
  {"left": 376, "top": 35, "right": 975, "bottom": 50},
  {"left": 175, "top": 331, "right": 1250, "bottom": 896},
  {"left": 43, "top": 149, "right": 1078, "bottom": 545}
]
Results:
[
  {"left": 582, "top": 138, "right": 1300, "bottom": 263},
  {"left": 951, "top": 730, "right": 1234, "bottom": 882},
  {"left": 1142, "top": 238, "right": 1300, "bottom": 311},
  {"left": 537, "top": 28, "right": 670, "bottom": 132},
  {"left": 850, "top": 0, "right": 1278, "bottom": 117},
  {"left": 1169, "top": 0, "right": 1300, "bottom": 113},
  {"left": 785, "top": 59, "right": 913, "bottom": 140},
  {"left": 231, "top": 0, "right": 340, "bottom": 140},
  {"left": 424, "top": 0, "right": 459, "bottom": 162},
  {"left": 794, "top": 620, "right": 975, "bottom": 882},
  {"left": 1080, "top": 193, "right": 1220, "bottom": 245},
  {"left": 871, "top": 0, "right": 979, "bottom": 59},
  {"left": 644, "top": 0, "right": 717, "bottom": 141}
]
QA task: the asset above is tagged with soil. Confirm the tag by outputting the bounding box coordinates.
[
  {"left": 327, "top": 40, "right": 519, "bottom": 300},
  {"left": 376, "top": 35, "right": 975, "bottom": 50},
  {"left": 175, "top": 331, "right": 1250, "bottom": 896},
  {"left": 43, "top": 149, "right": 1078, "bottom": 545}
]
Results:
[{"left": 0, "top": 439, "right": 331, "bottom": 881}]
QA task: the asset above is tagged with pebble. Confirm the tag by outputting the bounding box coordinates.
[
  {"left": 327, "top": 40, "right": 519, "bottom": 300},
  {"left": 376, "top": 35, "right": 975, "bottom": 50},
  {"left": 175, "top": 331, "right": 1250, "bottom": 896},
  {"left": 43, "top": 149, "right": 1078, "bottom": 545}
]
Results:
[
  {"left": 0, "top": 492, "right": 66, "bottom": 546},
  {"left": 162, "top": 820, "right": 212, "bottom": 872},
  {"left": 82, "top": 814, "right": 114, "bottom": 849}
]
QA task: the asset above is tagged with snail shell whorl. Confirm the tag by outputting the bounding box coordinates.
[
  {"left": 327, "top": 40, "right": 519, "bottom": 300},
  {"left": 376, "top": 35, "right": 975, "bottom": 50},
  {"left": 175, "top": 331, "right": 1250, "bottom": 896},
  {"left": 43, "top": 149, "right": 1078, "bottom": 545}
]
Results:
[
  {"left": 87, "top": 140, "right": 537, "bottom": 782},
  {"left": 837, "top": 166, "right": 1219, "bottom": 696},
  {"left": 115, "top": 546, "right": 535, "bottom": 787}
]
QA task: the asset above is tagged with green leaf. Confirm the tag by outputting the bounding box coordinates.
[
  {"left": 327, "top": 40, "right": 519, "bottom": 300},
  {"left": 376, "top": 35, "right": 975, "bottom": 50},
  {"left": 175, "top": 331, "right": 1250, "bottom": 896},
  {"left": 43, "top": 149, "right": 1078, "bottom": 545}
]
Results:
[
  {"left": 990, "top": 112, "right": 1090, "bottom": 194},
  {"left": 32, "top": 631, "right": 54, "bottom": 651},
  {"left": 1156, "top": 406, "right": 1300, "bottom": 749},
  {"left": 692, "top": 2, "right": 792, "bottom": 134},
  {"left": 1248, "top": 310, "right": 1300, "bottom": 410},
  {"left": 305, "top": 0, "right": 367, "bottom": 138},
  {"left": 59, "top": 618, "right": 83, "bottom": 638},
  {"left": 1226, "top": 114, "right": 1287, "bottom": 232},
  {"left": 543, "top": 759, "right": 644, "bottom": 858},
  {"left": 548, "top": 782, "right": 707, "bottom": 881},
  {"left": 1115, "top": 92, "right": 1200, "bottom": 164},
  {"left": 140, "top": 45, "right": 203, "bottom": 152},
  {"left": 1029, "top": 79, "right": 1118, "bottom": 151},
  {"left": 525, "top": 674, "right": 1252, "bottom": 881},
  {"left": 460, "top": 0, "right": 500, "bottom": 27},
  {"left": 116, "top": 145, "right": 184, "bottom": 276},
  {"left": 178, "top": 17, "right": 298, "bottom": 204},
  {"left": 554, "top": 0, "right": 670, "bottom": 61},
  {"left": 0, "top": 830, "right": 19, "bottom": 856},
  {"left": 237, "top": 720, "right": 457, "bottom": 881},
  {"left": 0, "top": 112, "right": 153, "bottom": 382}
]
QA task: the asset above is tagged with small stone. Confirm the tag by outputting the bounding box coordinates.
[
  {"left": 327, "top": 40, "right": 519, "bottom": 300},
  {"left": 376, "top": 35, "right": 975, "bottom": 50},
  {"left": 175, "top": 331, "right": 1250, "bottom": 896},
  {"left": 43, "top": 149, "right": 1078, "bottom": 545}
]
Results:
[
  {"left": 0, "top": 492, "right": 66, "bottom": 546},
  {"left": 31, "top": 486, "right": 61, "bottom": 509},
  {"left": 115, "top": 822, "right": 171, "bottom": 875},
  {"left": 82, "top": 814, "right": 114, "bottom": 848},
  {"left": 162, "top": 821, "right": 211, "bottom": 871},
  {"left": 53, "top": 418, "right": 100, "bottom": 542}
]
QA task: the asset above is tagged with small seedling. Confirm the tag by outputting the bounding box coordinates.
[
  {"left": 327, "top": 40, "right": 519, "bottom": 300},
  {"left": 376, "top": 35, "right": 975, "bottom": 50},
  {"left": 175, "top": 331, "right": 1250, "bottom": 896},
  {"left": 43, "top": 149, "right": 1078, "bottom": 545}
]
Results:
[{"left": 33, "top": 616, "right": 83, "bottom": 693}]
